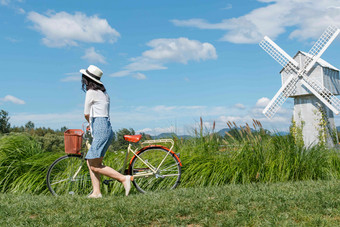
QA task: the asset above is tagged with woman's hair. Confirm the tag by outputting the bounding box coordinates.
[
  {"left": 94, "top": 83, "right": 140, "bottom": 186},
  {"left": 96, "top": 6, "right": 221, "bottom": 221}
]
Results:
[{"left": 81, "top": 75, "right": 106, "bottom": 92}]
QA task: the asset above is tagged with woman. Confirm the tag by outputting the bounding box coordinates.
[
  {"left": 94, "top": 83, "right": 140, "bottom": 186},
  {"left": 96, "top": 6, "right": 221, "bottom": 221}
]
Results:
[{"left": 80, "top": 65, "right": 131, "bottom": 198}]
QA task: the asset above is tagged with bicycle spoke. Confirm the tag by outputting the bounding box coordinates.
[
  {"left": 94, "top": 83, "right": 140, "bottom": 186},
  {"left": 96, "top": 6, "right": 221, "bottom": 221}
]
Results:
[
  {"left": 50, "top": 178, "right": 70, "bottom": 185},
  {"left": 159, "top": 163, "right": 178, "bottom": 172},
  {"left": 161, "top": 174, "right": 180, "bottom": 177},
  {"left": 156, "top": 152, "right": 171, "bottom": 171}
]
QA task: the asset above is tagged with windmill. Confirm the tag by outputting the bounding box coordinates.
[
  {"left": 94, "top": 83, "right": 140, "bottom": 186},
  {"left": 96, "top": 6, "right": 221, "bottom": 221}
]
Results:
[{"left": 259, "top": 25, "right": 340, "bottom": 147}]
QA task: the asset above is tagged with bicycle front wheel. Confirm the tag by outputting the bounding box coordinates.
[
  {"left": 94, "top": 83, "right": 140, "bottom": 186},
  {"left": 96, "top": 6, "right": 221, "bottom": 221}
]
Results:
[
  {"left": 129, "top": 147, "right": 181, "bottom": 193},
  {"left": 46, "top": 154, "right": 92, "bottom": 196}
]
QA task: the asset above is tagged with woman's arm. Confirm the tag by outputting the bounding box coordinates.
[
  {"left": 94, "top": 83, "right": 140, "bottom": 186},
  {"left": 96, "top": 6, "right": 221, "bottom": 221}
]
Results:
[{"left": 84, "top": 90, "right": 93, "bottom": 122}]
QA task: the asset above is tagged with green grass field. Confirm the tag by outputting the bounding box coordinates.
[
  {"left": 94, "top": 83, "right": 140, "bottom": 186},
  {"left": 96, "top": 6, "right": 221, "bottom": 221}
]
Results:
[
  {"left": 2, "top": 123, "right": 340, "bottom": 226},
  {"left": 1, "top": 180, "right": 340, "bottom": 226}
]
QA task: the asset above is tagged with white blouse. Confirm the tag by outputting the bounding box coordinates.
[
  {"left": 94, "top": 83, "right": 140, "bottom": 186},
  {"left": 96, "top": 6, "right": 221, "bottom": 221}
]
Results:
[{"left": 84, "top": 90, "right": 110, "bottom": 118}]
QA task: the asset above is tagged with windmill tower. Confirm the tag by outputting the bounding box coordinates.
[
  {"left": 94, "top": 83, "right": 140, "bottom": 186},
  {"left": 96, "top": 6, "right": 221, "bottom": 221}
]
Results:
[{"left": 259, "top": 25, "right": 340, "bottom": 147}]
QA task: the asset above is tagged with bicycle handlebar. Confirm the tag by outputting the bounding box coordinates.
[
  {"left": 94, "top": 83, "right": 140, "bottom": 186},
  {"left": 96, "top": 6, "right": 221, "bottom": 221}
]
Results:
[{"left": 82, "top": 122, "right": 91, "bottom": 140}]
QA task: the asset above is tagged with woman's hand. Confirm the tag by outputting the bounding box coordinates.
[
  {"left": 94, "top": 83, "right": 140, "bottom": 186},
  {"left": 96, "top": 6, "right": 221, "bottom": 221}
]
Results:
[{"left": 84, "top": 114, "right": 90, "bottom": 123}]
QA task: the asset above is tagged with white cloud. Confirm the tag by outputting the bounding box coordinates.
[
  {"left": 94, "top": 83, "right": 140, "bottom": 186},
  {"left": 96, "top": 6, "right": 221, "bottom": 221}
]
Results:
[
  {"left": 256, "top": 97, "right": 270, "bottom": 107},
  {"left": 215, "top": 96, "right": 293, "bottom": 132},
  {"left": 17, "top": 7, "right": 24, "bottom": 14},
  {"left": 8, "top": 100, "right": 293, "bottom": 134},
  {"left": 138, "top": 128, "right": 152, "bottom": 133},
  {"left": 125, "top": 58, "right": 167, "bottom": 72},
  {"left": 111, "top": 105, "right": 216, "bottom": 130},
  {"left": 222, "top": 4, "right": 232, "bottom": 10},
  {"left": 110, "top": 70, "right": 131, "bottom": 78},
  {"left": 132, "top": 72, "right": 146, "bottom": 80},
  {"left": 27, "top": 11, "right": 120, "bottom": 47},
  {"left": 171, "top": 0, "right": 340, "bottom": 44},
  {"left": 82, "top": 47, "right": 106, "bottom": 64},
  {"left": 1, "top": 0, "right": 23, "bottom": 5},
  {"left": 142, "top": 38, "right": 217, "bottom": 64},
  {"left": 218, "top": 115, "right": 252, "bottom": 125},
  {"left": 61, "top": 72, "right": 80, "bottom": 82},
  {"left": 0, "top": 0, "right": 10, "bottom": 5},
  {"left": 152, "top": 105, "right": 177, "bottom": 112},
  {"left": 172, "top": 19, "right": 226, "bottom": 30},
  {"left": 111, "top": 37, "right": 217, "bottom": 79},
  {"left": 1, "top": 95, "right": 25, "bottom": 104},
  {"left": 234, "top": 103, "right": 246, "bottom": 109},
  {"left": 61, "top": 76, "right": 79, "bottom": 82},
  {"left": 9, "top": 111, "right": 82, "bottom": 128},
  {"left": 5, "top": 37, "right": 20, "bottom": 43},
  {"left": 0, "top": 1, "right": 26, "bottom": 16},
  {"left": 137, "top": 126, "right": 176, "bottom": 135}
]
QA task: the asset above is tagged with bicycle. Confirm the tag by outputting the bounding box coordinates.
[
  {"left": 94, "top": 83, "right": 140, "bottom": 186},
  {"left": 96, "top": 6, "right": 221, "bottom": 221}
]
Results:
[{"left": 46, "top": 127, "right": 182, "bottom": 196}]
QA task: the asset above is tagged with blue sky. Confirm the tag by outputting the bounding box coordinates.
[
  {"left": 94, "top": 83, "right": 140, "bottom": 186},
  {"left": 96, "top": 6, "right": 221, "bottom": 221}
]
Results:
[{"left": 1, "top": 0, "right": 340, "bottom": 135}]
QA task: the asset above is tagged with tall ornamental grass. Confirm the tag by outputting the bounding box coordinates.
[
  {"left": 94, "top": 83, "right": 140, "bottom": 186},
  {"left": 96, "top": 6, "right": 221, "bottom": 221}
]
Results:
[
  {"left": 1, "top": 119, "right": 340, "bottom": 195},
  {"left": 0, "top": 133, "right": 61, "bottom": 194},
  {"left": 0, "top": 133, "right": 129, "bottom": 195},
  {"left": 178, "top": 120, "right": 340, "bottom": 187}
]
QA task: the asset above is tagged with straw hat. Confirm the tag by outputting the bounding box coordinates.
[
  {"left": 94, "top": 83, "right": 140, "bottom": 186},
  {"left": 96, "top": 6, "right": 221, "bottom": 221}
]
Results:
[{"left": 80, "top": 65, "right": 103, "bottom": 85}]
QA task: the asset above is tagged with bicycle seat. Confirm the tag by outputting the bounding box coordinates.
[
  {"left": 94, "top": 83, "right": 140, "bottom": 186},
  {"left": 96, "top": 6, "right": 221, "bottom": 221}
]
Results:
[{"left": 124, "top": 135, "right": 142, "bottom": 143}]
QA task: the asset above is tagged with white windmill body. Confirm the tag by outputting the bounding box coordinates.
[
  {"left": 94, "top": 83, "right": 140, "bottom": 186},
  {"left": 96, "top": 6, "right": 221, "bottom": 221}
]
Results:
[
  {"left": 281, "top": 52, "right": 340, "bottom": 146},
  {"left": 259, "top": 26, "right": 340, "bottom": 147}
]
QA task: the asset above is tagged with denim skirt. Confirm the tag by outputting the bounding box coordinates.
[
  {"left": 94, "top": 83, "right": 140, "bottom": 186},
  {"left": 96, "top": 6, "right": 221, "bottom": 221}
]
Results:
[{"left": 85, "top": 117, "right": 114, "bottom": 159}]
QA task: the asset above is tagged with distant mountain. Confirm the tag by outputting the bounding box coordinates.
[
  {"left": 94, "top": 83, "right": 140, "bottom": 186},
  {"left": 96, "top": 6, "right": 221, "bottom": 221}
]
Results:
[
  {"left": 152, "top": 133, "right": 176, "bottom": 139},
  {"left": 152, "top": 133, "right": 192, "bottom": 139},
  {"left": 216, "top": 127, "right": 290, "bottom": 137},
  {"left": 217, "top": 128, "right": 231, "bottom": 137},
  {"left": 151, "top": 127, "right": 290, "bottom": 139},
  {"left": 217, "top": 127, "right": 256, "bottom": 137},
  {"left": 270, "top": 131, "right": 289, "bottom": 136}
]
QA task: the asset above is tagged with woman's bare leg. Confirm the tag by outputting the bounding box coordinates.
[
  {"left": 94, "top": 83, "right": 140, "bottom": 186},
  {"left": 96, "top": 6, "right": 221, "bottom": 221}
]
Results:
[
  {"left": 88, "top": 157, "right": 125, "bottom": 181},
  {"left": 87, "top": 157, "right": 132, "bottom": 196},
  {"left": 87, "top": 159, "right": 101, "bottom": 196}
]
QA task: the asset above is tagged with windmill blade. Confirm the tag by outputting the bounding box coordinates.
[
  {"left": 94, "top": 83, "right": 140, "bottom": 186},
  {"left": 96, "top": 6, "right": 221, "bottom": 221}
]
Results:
[
  {"left": 301, "top": 77, "right": 340, "bottom": 115},
  {"left": 263, "top": 75, "right": 298, "bottom": 118},
  {"left": 259, "top": 36, "right": 299, "bottom": 68},
  {"left": 304, "top": 25, "right": 340, "bottom": 73}
]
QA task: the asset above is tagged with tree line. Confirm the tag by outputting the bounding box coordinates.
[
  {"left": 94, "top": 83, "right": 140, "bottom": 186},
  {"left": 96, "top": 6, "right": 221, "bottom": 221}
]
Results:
[{"left": 0, "top": 109, "right": 151, "bottom": 152}]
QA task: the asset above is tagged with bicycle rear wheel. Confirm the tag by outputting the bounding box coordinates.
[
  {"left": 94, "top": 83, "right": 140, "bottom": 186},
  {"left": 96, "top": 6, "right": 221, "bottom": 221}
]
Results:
[
  {"left": 46, "top": 154, "right": 92, "bottom": 196},
  {"left": 129, "top": 147, "right": 181, "bottom": 193}
]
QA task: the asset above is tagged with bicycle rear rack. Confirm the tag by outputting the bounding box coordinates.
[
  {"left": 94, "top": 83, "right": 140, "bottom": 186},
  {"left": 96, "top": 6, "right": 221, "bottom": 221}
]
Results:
[{"left": 141, "top": 139, "right": 174, "bottom": 151}]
